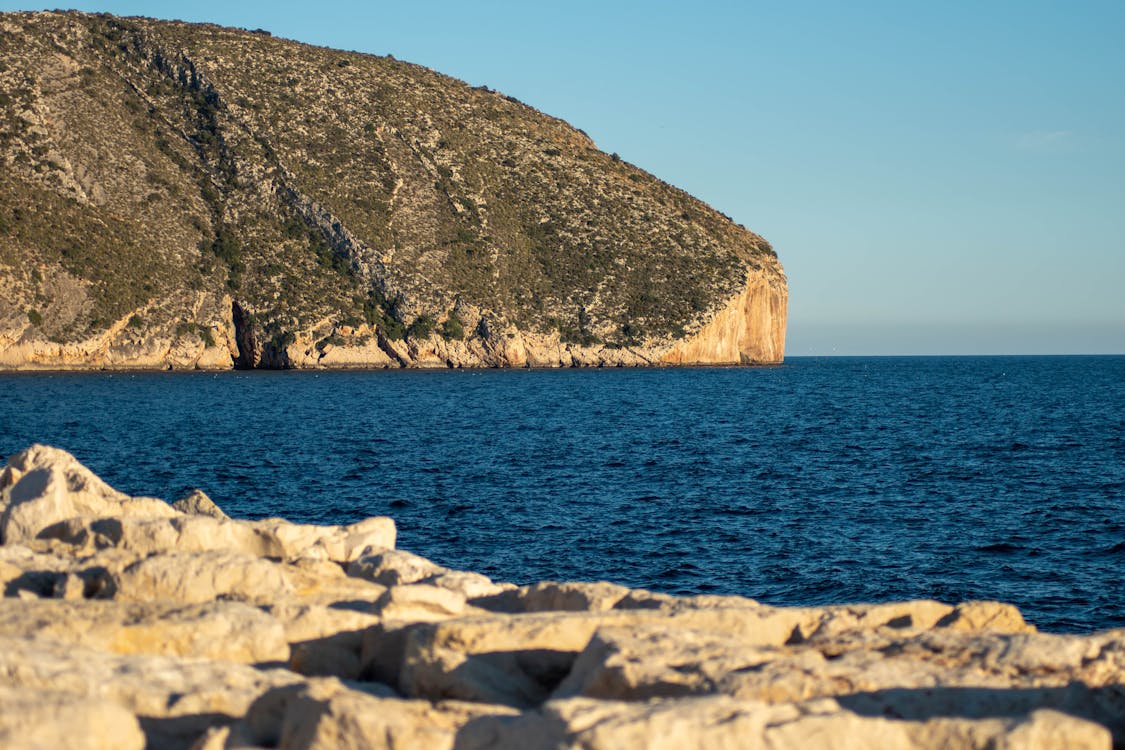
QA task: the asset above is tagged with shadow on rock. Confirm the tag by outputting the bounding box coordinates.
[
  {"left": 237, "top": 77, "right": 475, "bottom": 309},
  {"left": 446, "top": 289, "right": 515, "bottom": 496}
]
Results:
[{"left": 838, "top": 683, "right": 1125, "bottom": 740}]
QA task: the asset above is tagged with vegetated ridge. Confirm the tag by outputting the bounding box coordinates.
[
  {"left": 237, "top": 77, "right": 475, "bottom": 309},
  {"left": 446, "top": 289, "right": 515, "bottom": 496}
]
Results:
[{"left": 0, "top": 11, "right": 787, "bottom": 370}]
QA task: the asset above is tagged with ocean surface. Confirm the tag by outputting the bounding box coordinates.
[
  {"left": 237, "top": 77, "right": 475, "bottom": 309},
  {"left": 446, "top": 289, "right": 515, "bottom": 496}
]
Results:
[{"left": 2, "top": 356, "right": 1122, "bottom": 633}]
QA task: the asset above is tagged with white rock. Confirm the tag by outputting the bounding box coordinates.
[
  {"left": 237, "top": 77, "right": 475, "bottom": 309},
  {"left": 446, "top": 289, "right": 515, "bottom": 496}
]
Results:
[
  {"left": 171, "top": 489, "right": 229, "bottom": 519},
  {"left": 0, "top": 445, "right": 177, "bottom": 544},
  {"left": 0, "top": 599, "right": 288, "bottom": 664},
  {"left": 347, "top": 548, "right": 445, "bottom": 587},
  {"left": 0, "top": 685, "right": 145, "bottom": 750},
  {"left": 0, "top": 636, "right": 302, "bottom": 749}
]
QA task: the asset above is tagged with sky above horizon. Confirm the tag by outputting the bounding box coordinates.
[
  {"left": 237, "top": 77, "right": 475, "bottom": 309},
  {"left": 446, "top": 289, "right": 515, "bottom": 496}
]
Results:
[{"left": 3, "top": 1, "right": 1122, "bottom": 355}]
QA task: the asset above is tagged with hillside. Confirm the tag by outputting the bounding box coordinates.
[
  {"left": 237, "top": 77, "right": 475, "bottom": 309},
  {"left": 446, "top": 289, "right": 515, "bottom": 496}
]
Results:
[{"left": 0, "top": 11, "right": 786, "bottom": 369}]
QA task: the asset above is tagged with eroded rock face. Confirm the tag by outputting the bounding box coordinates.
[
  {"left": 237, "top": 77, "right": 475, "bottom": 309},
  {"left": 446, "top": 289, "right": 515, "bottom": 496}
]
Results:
[
  {"left": 661, "top": 263, "right": 788, "bottom": 365},
  {"left": 0, "top": 444, "right": 1121, "bottom": 749}
]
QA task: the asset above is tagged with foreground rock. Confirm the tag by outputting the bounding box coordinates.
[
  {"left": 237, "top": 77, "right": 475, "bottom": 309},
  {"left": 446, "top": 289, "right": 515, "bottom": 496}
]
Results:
[
  {"left": 0, "top": 684, "right": 146, "bottom": 750},
  {"left": 1, "top": 444, "right": 1122, "bottom": 749}
]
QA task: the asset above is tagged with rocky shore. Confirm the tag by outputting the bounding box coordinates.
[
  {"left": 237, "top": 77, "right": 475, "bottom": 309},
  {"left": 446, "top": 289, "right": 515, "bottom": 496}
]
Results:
[
  {"left": 0, "top": 268, "right": 785, "bottom": 371},
  {"left": 0, "top": 445, "right": 1119, "bottom": 749}
]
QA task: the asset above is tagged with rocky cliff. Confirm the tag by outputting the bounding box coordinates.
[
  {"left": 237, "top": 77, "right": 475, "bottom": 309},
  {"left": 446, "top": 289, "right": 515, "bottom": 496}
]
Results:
[
  {"left": 0, "top": 11, "right": 786, "bottom": 370},
  {"left": 1, "top": 444, "right": 1122, "bottom": 749}
]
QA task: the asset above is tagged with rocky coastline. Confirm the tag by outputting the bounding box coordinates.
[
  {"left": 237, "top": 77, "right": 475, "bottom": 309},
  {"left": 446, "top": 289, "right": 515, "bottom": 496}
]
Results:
[
  {"left": 0, "top": 444, "right": 1119, "bottom": 749},
  {"left": 0, "top": 264, "right": 786, "bottom": 371},
  {"left": 1, "top": 12, "right": 788, "bottom": 373}
]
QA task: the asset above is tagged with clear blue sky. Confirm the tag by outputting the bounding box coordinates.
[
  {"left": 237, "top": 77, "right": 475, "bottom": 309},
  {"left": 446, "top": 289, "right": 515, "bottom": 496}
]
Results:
[{"left": 4, "top": 1, "right": 1123, "bottom": 354}]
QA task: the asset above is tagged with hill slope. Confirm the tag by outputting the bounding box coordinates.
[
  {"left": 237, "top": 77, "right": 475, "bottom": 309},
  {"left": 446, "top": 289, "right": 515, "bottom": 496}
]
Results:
[{"left": 0, "top": 11, "right": 786, "bottom": 369}]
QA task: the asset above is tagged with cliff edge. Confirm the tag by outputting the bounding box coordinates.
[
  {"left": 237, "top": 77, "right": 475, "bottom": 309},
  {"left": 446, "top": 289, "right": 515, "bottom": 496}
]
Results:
[{"left": 0, "top": 11, "right": 786, "bottom": 370}]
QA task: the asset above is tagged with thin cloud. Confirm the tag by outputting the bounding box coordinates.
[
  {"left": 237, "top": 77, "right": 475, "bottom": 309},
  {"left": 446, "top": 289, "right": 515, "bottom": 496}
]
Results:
[{"left": 1013, "top": 130, "right": 1075, "bottom": 152}]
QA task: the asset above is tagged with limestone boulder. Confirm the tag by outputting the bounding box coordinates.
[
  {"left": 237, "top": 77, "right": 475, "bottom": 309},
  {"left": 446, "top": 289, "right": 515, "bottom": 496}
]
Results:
[
  {"left": 279, "top": 559, "right": 388, "bottom": 607},
  {"left": 799, "top": 600, "right": 1033, "bottom": 641},
  {"left": 347, "top": 548, "right": 446, "bottom": 587},
  {"left": 347, "top": 548, "right": 509, "bottom": 598},
  {"left": 288, "top": 641, "right": 363, "bottom": 681},
  {"left": 254, "top": 515, "right": 396, "bottom": 563},
  {"left": 355, "top": 584, "right": 482, "bottom": 687},
  {"left": 622, "top": 595, "right": 817, "bottom": 646},
  {"left": 231, "top": 679, "right": 518, "bottom": 750},
  {"left": 38, "top": 515, "right": 281, "bottom": 557},
  {"left": 474, "top": 580, "right": 634, "bottom": 614},
  {"left": 36, "top": 513, "right": 396, "bottom": 563},
  {"left": 111, "top": 550, "right": 295, "bottom": 604},
  {"left": 0, "top": 636, "right": 303, "bottom": 749},
  {"left": 933, "top": 600, "right": 1033, "bottom": 633},
  {"left": 0, "top": 599, "right": 288, "bottom": 663},
  {"left": 0, "top": 686, "right": 146, "bottom": 750},
  {"left": 375, "top": 583, "right": 471, "bottom": 622},
  {"left": 266, "top": 601, "right": 381, "bottom": 645},
  {"left": 0, "top": 446, "right": 395, "bottom": 562},
  {"left": 377, "top": 601, "right": 823, "bottom": 707},
  {"left": 171, "top": 489, "right": 229, "bottom": 519},
  {"left": 394, "top": 611, "right": 626, "bottom": 706},
  {"left": 553, "top": 624, "right": 782, "bottom": 701},
  {"left": 98, "top": 549, "right": 384, "bottom": 607},
  {"left": 0, "top": 444, "right": 177, "bottom": 544},
  {"left": 384, "top": 598, "right": 1048, "bottom": 711},
  {"left": 461, "top": 696, "right": 1111, "bottom": 750},
  {"left": 426, "top": 569, "right": 512, "bottom": 599},
  {"left": 1, "top": 544, "right": 146, "bottom": 599},
  {"left": 1, "top": 543, "right": 77, "bottom": 595},
  {"left": 552, "top": 621, "right": 1125, "bottom": 739},
  {"left": 3, "top": 536, "right": 384, "bottom": 609},
  {"left": 269, "top": 602, "right": 382, "bottom": 680}
]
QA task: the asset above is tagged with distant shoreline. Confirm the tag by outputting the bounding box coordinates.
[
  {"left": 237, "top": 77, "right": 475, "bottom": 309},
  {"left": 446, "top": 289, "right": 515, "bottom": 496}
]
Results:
[{"left": 3, "top": 353, "right": 1124, "bottom": 376}]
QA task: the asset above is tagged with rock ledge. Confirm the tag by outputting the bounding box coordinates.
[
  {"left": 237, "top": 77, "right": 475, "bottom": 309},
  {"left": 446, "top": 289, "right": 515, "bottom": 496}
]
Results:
[{"left": 0, "top": 445, "right": 1118, "bottom": 749}]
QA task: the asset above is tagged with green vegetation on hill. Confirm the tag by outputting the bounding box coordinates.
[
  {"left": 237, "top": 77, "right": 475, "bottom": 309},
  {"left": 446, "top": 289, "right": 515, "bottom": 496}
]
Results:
[{"left": 0, "top": 10, "right": 777, "bottom": 360}]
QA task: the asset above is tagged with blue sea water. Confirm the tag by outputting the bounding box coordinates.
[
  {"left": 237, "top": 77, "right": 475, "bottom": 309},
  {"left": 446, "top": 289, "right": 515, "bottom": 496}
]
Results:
[{"left": 1, "top": 356, "right": 1122, "bottom": 633}]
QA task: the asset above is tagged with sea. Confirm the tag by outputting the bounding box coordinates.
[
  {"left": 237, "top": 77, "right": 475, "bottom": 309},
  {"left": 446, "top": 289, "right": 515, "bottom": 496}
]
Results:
[{"left": 1, "top": 355, "right": 1122, "bottom": 633}]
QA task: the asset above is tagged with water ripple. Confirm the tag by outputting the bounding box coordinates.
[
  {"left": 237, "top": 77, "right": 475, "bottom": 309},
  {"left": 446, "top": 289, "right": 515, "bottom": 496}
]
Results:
[{"left": 1, "top": 356, "right": 1123, "bottom": 632}]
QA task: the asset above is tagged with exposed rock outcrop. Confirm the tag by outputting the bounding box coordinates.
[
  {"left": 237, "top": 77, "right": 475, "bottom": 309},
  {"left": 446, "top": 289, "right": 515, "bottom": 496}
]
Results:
[
  {"left": 0, "top": 291, "right": 238, "bottom": 371},
  {"left": 0, "top": 11, "right": 786, "bottom": 371},
  {"left": 661, "top": 267, "right": 788, "bottom": 365},
  {"left": 172, "top": 488, "right": 228, "bottom": 519},
  {"left": 3, "top": 443, "right": 1122, "bottom": 749}
]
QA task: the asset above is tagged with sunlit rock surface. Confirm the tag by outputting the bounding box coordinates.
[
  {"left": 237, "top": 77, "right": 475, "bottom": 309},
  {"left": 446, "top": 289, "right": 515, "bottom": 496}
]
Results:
[{"left": 0, "top": 444, "right": 1121, "bottom": 749}]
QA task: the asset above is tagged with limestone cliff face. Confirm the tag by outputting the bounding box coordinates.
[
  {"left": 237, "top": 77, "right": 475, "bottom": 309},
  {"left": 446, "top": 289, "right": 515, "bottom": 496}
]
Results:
[
  {"left": 250, "top": 259, "right": 786, "bottom": 370},
  {"left": 0, "top": 11, "right": 787, "bottom": 370},
  {"left": 662, "top": 258, "right": 787, "bottom": 365},
  {"left": 0, "top": 290, "right": 237, "bottom": 371}
]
